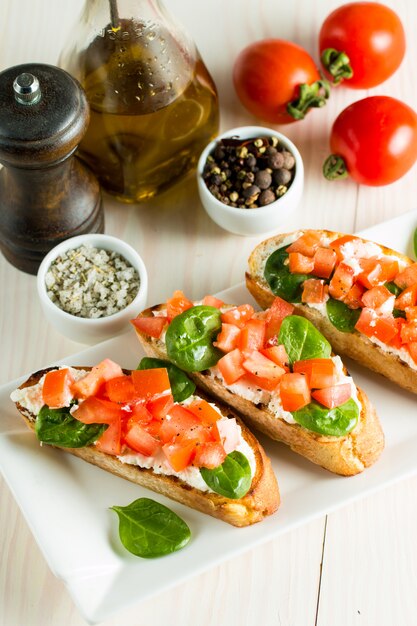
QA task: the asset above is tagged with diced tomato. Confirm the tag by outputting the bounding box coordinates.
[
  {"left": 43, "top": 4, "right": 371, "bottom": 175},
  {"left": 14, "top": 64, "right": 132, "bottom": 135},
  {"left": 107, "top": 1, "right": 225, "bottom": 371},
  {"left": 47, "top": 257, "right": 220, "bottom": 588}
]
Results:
[
  {"left": 95, "top": 419, "right": 122, "bottom": 456},
  {"left": 193, "top": 442, "right": 226, "bottom": 469},
  {"left": 407, "top": 342, "right": 417, "bottom": 364},
  {"left": 293, "top": 358, "right": 337, "bottom": 389},
  {"left": 42, "top": 368, "right": 74, "bottom": 408},
  {"left": 216, "top": 418, "right": 241, "bottom": 454},
  {"left": 400, "top": 321, "right": 417, "bottom": 343},
  {"left": 242, "top": 372, "right": 283, "bottom": 392},
  {"left": 186, "top": 399, "right": 220, "bottom": 426},
  {"left": 279, "top": 373, "right": 311, "bottom": 412},
  {"left": 131, "top": 368, "right": 171, "bottom": 400},
  {"left": 344, "top": 282, "right": 366, "bottom": 309},
  {"left": 163, "top": 440, "right": 198, "bottom": 471},
  {"left": 312, "top": 383, "right": 352, "bottom": 409},
  {"left": 214, "top": 323, "right": 241, "bottom": 353},
  {"left": 129, "top": 402, "right": 153, "bottom": 425},
  {"left": 302, "top": 278, "right": 328, "bottom": 304},
  {"left": 361, "top": 286, "right": 395, "bottom": 315},
  {"left": 358, "top": 257, "right": 399, "bottom": 289},
  {"left": 238, "top": 319, "right": 266, "bottom": 354},
  {"left": 130, "top": 316, "right": 168, "bottom": 339},
  {"left": 389, "top": 318, "right": 407, "bottom": 349},
  {"left": 72, "top": 396, "right": 121, "bottom": 424},
  {"left": 313, "top": 247, "right": 337, "bottom": 279},
  {"left": 406, "top": 306, "right": 417, "bottom": 322},
  {"left": 221, "top": 304, "right": 255, "bottom": 329},
  {"left": 146, "top": 393, "right": 174, "bottom": 420},
  {"left": 355, "top": 308, "right": 398, "bottom": 344},
  {"left": 71, "top": 359, "right": 123, "bottom": 399},
  {"left": 261, "top": 345, "right": 290, "bottom": 369},
  {"left": 286, "top": 231, "right": 323, "bottom": 256},
  {"left": 288, "top": 252, "right": 314, "bottom": 274},
  {"left": 202, "top": 295, "right": 224, "bottom": 308},
  {"left": 166, "top": 290, "right": 193, "bottom": 320},
  {"left": 394, "top": 262, "right": 417, "bottom": 289},
  {"left": 329, "top": 235, "right": 360, "bottom": 261},
  {"left": 264, "top": 296, "right": 294, "bottom": 341},
  {"left": 395, "top": 285, "right": 417, "bottom": 310},
  {"left": 242, "top": 351, "right": 286, "bottom": 383},
  {"left": 158, "top": 404, "right": 201, "bottom": 444},
  {"left": 104, "top": 375, "right": 138, "bottom": 403},
  {"left": 124, "top": 423, "right": 160, "bottom": 456},
  {"left": 328, "top": 262, "right": 355, "bottom": 300},
  {"left": 217, "top": 349, "right": 246, "bottom": 385}
]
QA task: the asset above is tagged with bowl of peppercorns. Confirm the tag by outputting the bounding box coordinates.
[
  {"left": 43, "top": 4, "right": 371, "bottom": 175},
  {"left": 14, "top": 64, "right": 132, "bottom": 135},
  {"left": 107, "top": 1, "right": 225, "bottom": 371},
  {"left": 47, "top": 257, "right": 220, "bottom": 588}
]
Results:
[
  {"left": 197, "top": 126, "right": 304, "bottom": 236},
  {"left": 37, "top": 233, "right": 148, "bottom": 344}
]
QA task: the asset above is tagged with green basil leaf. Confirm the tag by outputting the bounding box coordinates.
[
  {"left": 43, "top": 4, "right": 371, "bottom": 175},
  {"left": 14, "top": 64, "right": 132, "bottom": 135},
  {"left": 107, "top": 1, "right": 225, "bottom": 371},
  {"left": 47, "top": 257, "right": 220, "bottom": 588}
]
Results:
[
  {"left": 326, "top": 298, "right": 361, "bottom": 333},
  {"left": 165, "top": 305, "right": 222, "bottom": 372},
  {"left": 393, "top": 308, "right": 406, "bottom": 319},
  {"left": 200, "top": 451, "right": 252, "bottom": 499},
  {"left": 385, "top": 281, "right": 402, "bottom": 297},
  {"left": 292, "top": 398, "right": 359, "bottom": 437},
  {"left": 137, "top": 357, "right": 196, "bottom": 402},
  {"left": 35, "top": 405, "right": 107, "bottom": 448},
  {"left": 278, "top": 315, "right": 331, "bottom": 366},
  {"left": 264, "top": 245, "right": 310, "bottom": 303},
  {"left": 111, "top": 498, "right": 191, "bottom": 558}
]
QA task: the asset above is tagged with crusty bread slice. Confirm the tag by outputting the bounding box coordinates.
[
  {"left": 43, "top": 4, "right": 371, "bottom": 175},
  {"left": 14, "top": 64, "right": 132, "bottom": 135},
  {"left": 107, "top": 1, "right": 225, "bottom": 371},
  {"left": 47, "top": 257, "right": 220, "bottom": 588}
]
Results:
[
  {"left": 246, "top": 230, "right": 417, "bottom": 395},
  {"left": 133, "top": 307, "right": 384, "bottom": 476},
  {"left": 13, "top": 367, "right": 280, "bottom": 527}
]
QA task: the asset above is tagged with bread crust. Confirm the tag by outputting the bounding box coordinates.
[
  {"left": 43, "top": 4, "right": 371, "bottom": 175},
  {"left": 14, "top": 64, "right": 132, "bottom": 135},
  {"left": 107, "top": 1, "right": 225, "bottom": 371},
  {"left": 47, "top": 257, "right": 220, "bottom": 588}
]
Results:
[
  {"left": 14, "top": 367, "right": 280, "bottom": 527},
  {"left": 134, "top": 307, "right": 384, "bottom": 476},
  {"left": 246, "top": 230, "right": 417, "bottom": 395}
]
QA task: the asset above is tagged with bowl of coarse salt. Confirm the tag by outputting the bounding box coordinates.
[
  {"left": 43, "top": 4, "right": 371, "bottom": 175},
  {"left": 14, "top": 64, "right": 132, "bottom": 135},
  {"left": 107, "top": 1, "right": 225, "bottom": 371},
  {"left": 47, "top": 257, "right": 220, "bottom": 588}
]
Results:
[{"left": 37, "top": 234, "right": 148, "bottom": 344}]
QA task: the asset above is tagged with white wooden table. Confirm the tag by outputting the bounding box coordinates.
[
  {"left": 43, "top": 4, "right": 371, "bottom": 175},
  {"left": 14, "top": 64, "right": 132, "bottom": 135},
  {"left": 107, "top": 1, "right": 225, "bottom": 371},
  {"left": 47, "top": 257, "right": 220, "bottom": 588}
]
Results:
[{"left": 1, "top": 1, "right": 417, "bottom": 624}]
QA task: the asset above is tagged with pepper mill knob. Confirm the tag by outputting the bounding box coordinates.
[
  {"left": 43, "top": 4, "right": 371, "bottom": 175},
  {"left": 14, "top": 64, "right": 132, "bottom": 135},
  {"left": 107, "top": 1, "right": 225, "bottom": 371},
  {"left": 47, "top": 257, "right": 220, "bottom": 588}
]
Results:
[{"left": 0, "top": 63, "right": 104, "bottom": 274}]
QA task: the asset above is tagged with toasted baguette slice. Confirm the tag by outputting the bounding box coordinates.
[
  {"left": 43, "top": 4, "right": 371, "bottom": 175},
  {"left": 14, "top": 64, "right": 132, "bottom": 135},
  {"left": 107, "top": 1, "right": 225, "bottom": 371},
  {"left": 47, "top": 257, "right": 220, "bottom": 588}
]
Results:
[
  {"left": 12, "top": 367, "right": 279, "bottom": 527},
  {"left": 134, "top": 306, "right": 384, "bottom": 476},
  {"left": 246, "top": 230, "right": 417, "bottom": 395}
]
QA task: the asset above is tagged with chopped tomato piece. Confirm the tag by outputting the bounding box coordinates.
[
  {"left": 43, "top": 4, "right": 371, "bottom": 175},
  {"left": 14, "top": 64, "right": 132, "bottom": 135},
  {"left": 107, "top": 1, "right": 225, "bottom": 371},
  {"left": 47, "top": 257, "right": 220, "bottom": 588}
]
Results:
[
  {"left": 71, "top": 359, "right": 123, "bottom": 399},
  {"left": 104, "top": 375, "right": 138, "bottom": 403},
  {"left": 146, "top": 393, "right": 174, "bottom": 420},
  {"left": 129, "top": 402, "right": 153, "bottom": 425},
  {"left": 313, "top": 247, "right": 337, "bottom": 279},
  {"left": 302, "top": 278, "right": 328, "bottom": 304},
  {"left": 238, "top": 319, "right": 266, "bottom": 354},
  {"left": 358, "top": 257, "right": 399, "bottom": 289},
  {"left": 261, "top": 345, "right": 290, "bottom": 369},
  {"left": 163, "top": 440, "right": 198, "bottom": 471},
  {"left": 408, "top": 342, "right": 417, "bottom": 364},
  {"left": 130, "top": 316, "right": 168, "bottom": 339},
  {"left": 158, "top": 404, "right": 201, "bottom": 444},
  {"left": 395, "top": 285, "right": 417, "bottom": 310},
  {"left": 288, "top": 252, "right": 314, "bottom": 274},
  {"left": 293, "top": 358, "right": 337, "bottom": 389},
  {"left": 221, "top": 304, "right": 255, "bottom": 328},
  {"left": 279, "top": 373, "right": 311, "bottom": 412},
  {"left": 202, "top": 295, "right": 225, "bottom": 308},
  {"left": 406, "top": 306, "right": 417, "bottom": 322},
  {"left": 95, "top": 419, "right": 122, "bottom": 456},
  {"left": 344, "top": 282, "right": 366, "bottom": 309},
  {"left": 400, "top": 321, "right": 417, "bottom": 343},
  {"left": 355, "top": 308, "right": 398, "bottom": 344},
  {"left": 394, "top": 263, "right": 417, "bottom": 289},
  {"left": 214, "top": 323, "right": 241, "bottom": 352},
  {"left": 186, "top": 399, "right": 220, "bottom": 426},
  {"left": 124, "top": 423, "right": 160, "bottom": 456},
  {"left": 216, "top": 418, "right": 240, "bottom": 453},
  {"left": 242, "top": 372, "right": 282, "bottom": 392},
  {"left": 361, "top": 286, "right": 395, "bottom": 315},
  {"left": 131, "top": 368, "right": 171, "bottom": 400},
  {"left": 217, "top": 349, "right": 245, "bottom": 385},
  {"left": 193, "top": 442, "right": 226, "bottom": 469},
  {"left": 389, "top": 318, "right": 406, "bottom": 349},
  {"left": 264, "top": 296, "right": 294, "bottom": 341},
  {"left": 242, "top": 350, "right": 286, "bottom": 382},
  {"left": 329, "top": 235, "right": 360, "bottom": 261},
  {"left": 311, "top": 384, "right": 352, "bottom": 409},
  {"left": 328, "top": 262, "right": 355, "bottom": 300},
  {"left": 42, "top": 368, "right": 74, "bottom": 408},
  {"left": 166, "top": 290, "right": 193, "bottom": 320},
  {"left": 286, "top": 231, "right": 323, "bottom": 256},
  {"left": 72, "top": 396, "right": 121, "bottom": 424}
]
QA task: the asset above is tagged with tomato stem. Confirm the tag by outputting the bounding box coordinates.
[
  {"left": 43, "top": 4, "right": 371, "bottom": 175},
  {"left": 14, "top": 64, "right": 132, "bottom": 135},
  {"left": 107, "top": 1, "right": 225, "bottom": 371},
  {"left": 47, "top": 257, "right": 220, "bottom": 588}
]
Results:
[
  {"left": 286, "top": 79, "right": 330, "bottom": 121},
  {"left": 321, "top": 48, "right": 353, "bottom": 85},
  {"left": 323, "top": 155, "right": 348, "bottom": 181}
]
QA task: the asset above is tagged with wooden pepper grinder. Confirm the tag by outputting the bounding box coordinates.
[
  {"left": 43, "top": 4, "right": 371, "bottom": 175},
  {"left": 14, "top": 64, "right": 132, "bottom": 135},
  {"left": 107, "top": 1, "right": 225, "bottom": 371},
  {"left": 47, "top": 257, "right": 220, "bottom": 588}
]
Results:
[{"left": 0, "top": 63, "right": 104, "bottom": 274}]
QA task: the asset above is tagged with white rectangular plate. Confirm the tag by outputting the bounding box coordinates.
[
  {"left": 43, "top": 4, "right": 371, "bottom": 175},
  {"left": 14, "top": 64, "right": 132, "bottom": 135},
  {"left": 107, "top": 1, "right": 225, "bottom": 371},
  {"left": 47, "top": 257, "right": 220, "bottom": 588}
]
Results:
[{"left": 1, "top": 210, "right": 417, "bottom": 623}]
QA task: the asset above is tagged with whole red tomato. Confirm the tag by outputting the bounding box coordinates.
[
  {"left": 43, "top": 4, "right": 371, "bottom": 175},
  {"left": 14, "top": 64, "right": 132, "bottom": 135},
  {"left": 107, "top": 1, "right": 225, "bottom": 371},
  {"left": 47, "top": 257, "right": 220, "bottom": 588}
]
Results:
[
  {"left": 233, "top": 39, "right": 329, "bottom": 125},
  {"left": 319, "top": 2, "right": 405, "bottom": 89},
  {"left": 324, "top": 96, "right": 417, "bottom": 186}
]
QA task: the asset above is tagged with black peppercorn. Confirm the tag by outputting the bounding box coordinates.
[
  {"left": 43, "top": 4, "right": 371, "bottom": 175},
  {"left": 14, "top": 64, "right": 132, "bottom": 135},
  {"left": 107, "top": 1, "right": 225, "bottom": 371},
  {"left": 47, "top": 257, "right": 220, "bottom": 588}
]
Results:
[
  {"left": 281, "top": 150, "right": 296, "bottom": 170},
  {"left": 267, "top": 152, "right": 285, "bottom": 170},
  {"left": 258, "top": 189, "right": 276, "bottom": 206},
  {"left": 273, "top": 168, "right": 292, "bottom": 185}
]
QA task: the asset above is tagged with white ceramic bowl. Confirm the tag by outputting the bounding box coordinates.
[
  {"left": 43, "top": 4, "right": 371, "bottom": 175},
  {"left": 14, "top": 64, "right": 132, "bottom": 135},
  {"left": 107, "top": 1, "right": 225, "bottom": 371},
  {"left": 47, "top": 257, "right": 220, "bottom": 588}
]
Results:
[
  {"left": 37, "top": 234, "right": 148, "bottom": 345},
  {"left": 197, "top": 125, "right": 304, "bottom": 236}
]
